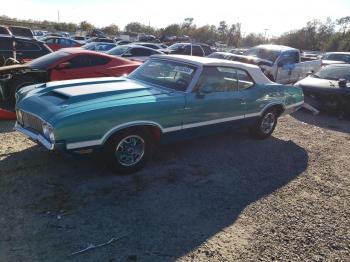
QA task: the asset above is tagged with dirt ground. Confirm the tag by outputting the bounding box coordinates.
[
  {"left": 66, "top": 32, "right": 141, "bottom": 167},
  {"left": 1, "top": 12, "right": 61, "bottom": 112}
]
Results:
[{"left": 0, "top": 110, "right": 349, "bottom": 262}]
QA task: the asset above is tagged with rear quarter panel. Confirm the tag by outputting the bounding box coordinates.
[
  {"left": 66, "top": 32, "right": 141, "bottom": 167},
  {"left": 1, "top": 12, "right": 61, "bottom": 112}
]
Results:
[{"left": 242, "top": 83, "right": 287, "bottom": 116}]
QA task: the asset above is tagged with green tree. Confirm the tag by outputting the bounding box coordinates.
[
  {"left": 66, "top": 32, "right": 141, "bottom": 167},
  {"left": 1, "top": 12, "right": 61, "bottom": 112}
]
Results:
[
  {"left": 337, "top": 16, "right": 350, "bottom": 34},
  {"left": 218, "top": 21, "right": 228, "bottom": 41},
  {"left": 102, "top": 24, "right": 119, "bottom": 36},
  {"left": 125, "top": 22, "right": 146, "bottom": 33},
  {"left": 79, "top": 21, "right": 94, "bottom": 31},
  {"left": 162, "top": 24, "right": 182, "bottom": 36}
]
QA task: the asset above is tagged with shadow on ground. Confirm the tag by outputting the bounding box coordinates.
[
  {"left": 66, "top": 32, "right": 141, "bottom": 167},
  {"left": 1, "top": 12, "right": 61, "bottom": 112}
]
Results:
[
  {"left": 0, "top": 120, "right": 15, "bottom": 134},
  {"left": 0, "top": 131, "right": 308, "bottom": 262},
  {"left": 292, "top": 109, "right": 350, "bottom": 134}
]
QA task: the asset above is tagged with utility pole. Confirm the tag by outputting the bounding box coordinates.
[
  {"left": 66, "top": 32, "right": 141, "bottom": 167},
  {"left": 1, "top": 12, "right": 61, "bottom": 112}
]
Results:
[
  {"left": 264, "top": 28, "right": 269, "bottom": 42},
  {"left": 57, "top": 10, "right": 60, "bottom": 24}
]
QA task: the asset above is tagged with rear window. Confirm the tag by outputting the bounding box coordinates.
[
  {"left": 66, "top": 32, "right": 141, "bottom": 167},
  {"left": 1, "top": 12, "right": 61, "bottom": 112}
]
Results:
[
  {"left": 9, "top": 27, "right": 33, "bottom": 38},
  {"left": 16, "top": 40, "right": 40, "bottom": 51},
  {"left": 28, "top": 51, "right": 70, "bottom": 69}
]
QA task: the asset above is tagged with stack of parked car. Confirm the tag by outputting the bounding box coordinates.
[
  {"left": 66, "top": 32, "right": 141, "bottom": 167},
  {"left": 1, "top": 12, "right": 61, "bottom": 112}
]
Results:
[{"left": 0, "top": 25, "right": 349, "bottom": 122}]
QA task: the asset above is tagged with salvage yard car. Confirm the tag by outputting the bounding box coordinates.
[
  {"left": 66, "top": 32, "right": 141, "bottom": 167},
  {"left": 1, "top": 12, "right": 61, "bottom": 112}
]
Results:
[
  {"left": 321, "top": 52, "right": 350, "bottom": 66},
  {"left": 106, "top": 44, "right": 163, "bottom": 61},
  {"left": 0, "top": 49, "right": 141, "bottom": 115},
  {"left": 0, "top": 34, "right": 52, "bottom": 65},
  {"left": 228, "top": 45, "right": 321, "bottom": 84},
  {"left": 294, "top": 64, "right": 350, "bottom": 117},
  {"left": 41, "top": 36, "right": 82, "bottom": 51},
  {"left": 14, "top": 55, "right": 304, "bottom": 174}
]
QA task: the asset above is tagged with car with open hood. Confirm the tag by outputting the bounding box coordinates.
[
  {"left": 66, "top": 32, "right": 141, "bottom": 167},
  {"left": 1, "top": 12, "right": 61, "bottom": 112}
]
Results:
[
  {"left": 14, "top": 55, "right": 304, "bottom": 174},
  {"left": 0, "top": 49, "right": 141, "bottom": 119},
  {"left": 294, "top": 64, "right": 350, "bottom": 117},
  {"left": 227, "top": 45, "right": 321, "bottom": 84}
]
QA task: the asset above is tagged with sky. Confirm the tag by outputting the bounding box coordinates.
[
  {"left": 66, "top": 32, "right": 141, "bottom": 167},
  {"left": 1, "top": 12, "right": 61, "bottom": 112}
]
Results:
[{"left": 2, "top": 0, "right": 350, "bottom": 36}]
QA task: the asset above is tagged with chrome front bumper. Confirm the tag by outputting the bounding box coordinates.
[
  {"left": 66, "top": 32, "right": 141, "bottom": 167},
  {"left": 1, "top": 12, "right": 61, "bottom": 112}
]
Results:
[
  {"left": 283, "top": 101, "right": 304, "bottom": 115},
  {"left": 14, "top": 122, "right": 55, "bottom": 150}
]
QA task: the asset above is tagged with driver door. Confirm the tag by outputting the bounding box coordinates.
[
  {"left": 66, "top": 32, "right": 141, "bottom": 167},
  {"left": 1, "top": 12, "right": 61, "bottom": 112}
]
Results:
[
  {"left": 275, "top": 51, "right": 299, "bottom": 84},
  {"left": 183, "top": 66, "right": 246, "bottom": 134}
]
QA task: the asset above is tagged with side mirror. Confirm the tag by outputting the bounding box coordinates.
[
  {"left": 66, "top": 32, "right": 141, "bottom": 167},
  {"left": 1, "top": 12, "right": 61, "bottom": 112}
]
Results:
[
  {"left": 338, "top": 78, "right": 347, "bottom": 88},
  {"left": 56, "top": 62, "right": 71, "bottom": 70}
]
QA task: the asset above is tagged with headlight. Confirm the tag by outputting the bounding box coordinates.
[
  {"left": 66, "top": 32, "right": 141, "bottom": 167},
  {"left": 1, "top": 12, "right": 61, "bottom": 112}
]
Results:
[
  {"left": 42, "top": 122, "right": 55, "bottom": 142},
  {"left": 16, "top": 110, "right": 23, "bottom": 124}
]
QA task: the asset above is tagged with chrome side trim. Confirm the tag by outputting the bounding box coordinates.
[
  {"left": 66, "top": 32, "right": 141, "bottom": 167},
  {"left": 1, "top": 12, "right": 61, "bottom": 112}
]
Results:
[
  {"left": 65, "top": 102, "right": 303, "bottom": 150},
  {"left": 163, "top": 126, "right": 182, "bottom": 132},
  {"left": 285, "top": 101, "right": 304, "bottom": 109},
  {"left": 101, "top": 121, "right": 164, "bottom": 144},
  {"left": 66, "top": 140, "right": 101, "bottom": 150},
  {"left": 245, "top": 112, "right": 261, "bottom": 118},
  {"left": 181, "top": 115, "right": 245, "bottom": 129},
  {"left": 14, "top": 122, "right": 54, "bottom": 150}
]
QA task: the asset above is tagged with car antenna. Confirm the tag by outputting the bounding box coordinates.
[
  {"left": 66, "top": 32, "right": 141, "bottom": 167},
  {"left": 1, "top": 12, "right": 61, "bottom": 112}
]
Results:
[{"left": 190, "top": 38, "right": 193, "bottom": 56}]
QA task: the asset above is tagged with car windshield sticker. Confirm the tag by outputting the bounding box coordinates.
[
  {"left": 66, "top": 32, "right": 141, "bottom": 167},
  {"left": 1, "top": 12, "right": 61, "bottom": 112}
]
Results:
[{"left": 174, "top": 66, "right": 194, "bottom": 75}]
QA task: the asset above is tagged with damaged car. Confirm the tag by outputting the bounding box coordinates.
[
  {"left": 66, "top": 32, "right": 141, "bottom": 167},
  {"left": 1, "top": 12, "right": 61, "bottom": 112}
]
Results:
[
  {"left": 226, "top": 45, "right": 321, "bottom": 84},
  {"left": 0, "top": 49, "right": 141, "bottom": 119},
  {"left": 294, "top": 64, "right": 350, "bottom": 117}
]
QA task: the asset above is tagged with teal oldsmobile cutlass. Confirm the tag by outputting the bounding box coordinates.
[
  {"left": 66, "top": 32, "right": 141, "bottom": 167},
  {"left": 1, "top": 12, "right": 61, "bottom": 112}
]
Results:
[{"left": 15, "top": 55, "right": 304, "bottom": 174}]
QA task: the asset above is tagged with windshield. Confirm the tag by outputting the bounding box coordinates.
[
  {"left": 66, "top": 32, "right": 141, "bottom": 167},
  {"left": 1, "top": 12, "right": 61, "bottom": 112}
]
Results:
[
  {"left": 323, "top": 53, "right": 350, "bottom": 63},
  {"left": 314, "top": 65, "right": 350, "bottom": 81},
  {"left": 106, "top": 46, "right": 130, "bottom": 55},
  {"left": 129, "top": 58, "right": 197, "bottom": 91},
  {"left": 244, "top": 47, "right": 281, "bottom": 63},
  {"left": 81, "top": 43, "right": 96, "bottom": 50},
  {"left": 168, "top": 43, "right": 185, "bottom": 50},
  {"left": 208, "top": 53, "right": 226, "bottom": 59},
  {"left": 28, "top": 51, "right": 70, "bottom": 69}
]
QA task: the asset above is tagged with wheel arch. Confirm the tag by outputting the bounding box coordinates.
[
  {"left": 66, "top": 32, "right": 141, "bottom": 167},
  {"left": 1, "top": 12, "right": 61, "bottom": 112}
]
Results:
[
  {"left": 261, "top": 103, "right": 285, "bottom": 117},
  {"left": 102, "top": 121, "right": 164, "bottom": 145}
]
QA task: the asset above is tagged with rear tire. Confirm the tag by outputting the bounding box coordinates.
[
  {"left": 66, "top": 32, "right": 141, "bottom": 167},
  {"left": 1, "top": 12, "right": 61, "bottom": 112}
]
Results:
[
  {"left": 103, "top": 128, "right": 155, "bottom": 175},
  {"left": 251, "top": 108, "right": 278, "bottom": 139}
]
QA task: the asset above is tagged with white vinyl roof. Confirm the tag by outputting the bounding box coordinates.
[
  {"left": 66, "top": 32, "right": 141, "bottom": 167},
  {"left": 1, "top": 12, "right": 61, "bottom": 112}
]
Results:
[{"left": 152, "top": 54, "right": 274, "bottom": 84}]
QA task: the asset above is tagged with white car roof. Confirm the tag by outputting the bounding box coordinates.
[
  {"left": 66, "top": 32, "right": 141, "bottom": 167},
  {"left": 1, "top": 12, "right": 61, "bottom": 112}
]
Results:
[
  {"left": 151, "top": 54, "right": 273, "bottom": 84},
  {"left": 324, "top": 52, "right": 350, "bottom": 55},
  {"left": 254, "top": 44, "right": 299, "bottom": 52}
]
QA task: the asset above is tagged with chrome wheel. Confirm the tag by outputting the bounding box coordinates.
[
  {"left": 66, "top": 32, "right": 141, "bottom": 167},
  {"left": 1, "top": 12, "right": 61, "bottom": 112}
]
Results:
[
  {"left": 261, "top": 112, "right": 276, "bottom": 134},
  {"left": 115, "top": 135, "right": 145, "bottom": 167}
]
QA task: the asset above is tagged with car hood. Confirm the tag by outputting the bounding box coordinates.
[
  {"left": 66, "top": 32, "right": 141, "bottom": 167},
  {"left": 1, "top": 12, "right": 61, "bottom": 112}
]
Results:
[
  {"left": 16, "top": 77, "right": 171, "bottom": 123},
  {"left": 322, "top": 60, "right": 346, "bottom": 65},
  {"left": 295, "top": 76, "right": 350, "bottom": 89}
]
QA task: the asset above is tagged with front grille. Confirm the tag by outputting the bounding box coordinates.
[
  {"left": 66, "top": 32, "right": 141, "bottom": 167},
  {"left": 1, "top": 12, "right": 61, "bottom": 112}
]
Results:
[{"left": 21, "top": 111, "right": 43, "bottom": 133}]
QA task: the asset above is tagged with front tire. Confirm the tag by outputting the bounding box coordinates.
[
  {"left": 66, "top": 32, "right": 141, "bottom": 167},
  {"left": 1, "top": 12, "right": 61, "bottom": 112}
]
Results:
[
  {"left": 104, "top": 128, "right": 155, "bottom": 175},
  {"left": 251, "top": 108, "right": 278, "bottom": 139},
  {"left": 9, "top": 76, "right": 38, "bottom": 106}
]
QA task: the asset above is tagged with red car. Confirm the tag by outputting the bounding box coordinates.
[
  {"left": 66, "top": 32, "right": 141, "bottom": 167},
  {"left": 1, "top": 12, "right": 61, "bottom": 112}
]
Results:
[
  {"left": 0, "top": 49, "right": 142, "bottom": 119},
  {"left": 41, "top": 36, "right": 82, "bottom": 51}
]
